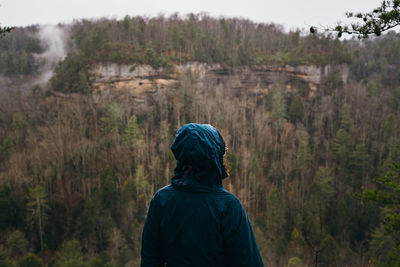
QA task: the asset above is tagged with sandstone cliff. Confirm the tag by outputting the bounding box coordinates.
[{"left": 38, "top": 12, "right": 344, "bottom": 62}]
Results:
[{"left": 89, "top": 63, "right": 349, "bottom": 104}]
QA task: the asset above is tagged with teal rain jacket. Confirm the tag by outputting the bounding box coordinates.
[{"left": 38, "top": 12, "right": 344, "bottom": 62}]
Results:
[{"left": 141, "top": 123, "right": 264, "bottom": 267}]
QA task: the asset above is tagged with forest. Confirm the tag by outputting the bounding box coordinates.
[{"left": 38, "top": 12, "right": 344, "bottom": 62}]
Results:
[{"left": 0, "top": 14, "right": 400, "bottom": 266}]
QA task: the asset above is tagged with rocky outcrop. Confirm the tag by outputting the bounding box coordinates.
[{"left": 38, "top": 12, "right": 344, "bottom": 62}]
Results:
[{"left": 89, "top": 62, "right": 349, "bottom": 102}]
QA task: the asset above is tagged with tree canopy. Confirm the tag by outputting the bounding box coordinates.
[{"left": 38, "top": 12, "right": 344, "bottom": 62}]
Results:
[
  {"left": 0, "top": 26, "right": 13, "bottom": 36},
  {"left": 311, "top": 0, "right": 400, "bottom": 38},
  {"left": 1, "top": 13, "right": 400, "bottom": 266}
]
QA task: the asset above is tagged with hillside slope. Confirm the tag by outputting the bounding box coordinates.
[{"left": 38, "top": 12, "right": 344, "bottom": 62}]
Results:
[{"left": 0, "top": 15, "right": 400, "bottom": 267}]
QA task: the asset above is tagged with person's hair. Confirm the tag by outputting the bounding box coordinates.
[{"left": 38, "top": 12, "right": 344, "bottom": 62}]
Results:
[{"left": 217, "top": 131, "right": 230, "bottom": 176}]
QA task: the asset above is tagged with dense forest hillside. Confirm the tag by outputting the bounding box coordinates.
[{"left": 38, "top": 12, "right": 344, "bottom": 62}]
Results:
[{"left": 0, "top": 14, "right": 400, "bottom": 266}]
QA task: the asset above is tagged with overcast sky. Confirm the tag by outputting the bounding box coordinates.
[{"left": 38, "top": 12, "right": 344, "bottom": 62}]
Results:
[{"left": 0, "top": 0, "right": 382, "bottom": 32}]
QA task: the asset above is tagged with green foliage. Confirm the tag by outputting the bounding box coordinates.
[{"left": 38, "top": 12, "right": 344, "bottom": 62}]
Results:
[
  {"left": 269, "top": 52, "right": 291, "bottom": 66},
  {"left": 52, "top": 240, "right": 85, "bottom": 267},
  {"left": 26, "top": 185, "right": 49, "bottom": 251},
  {"left": 296, "top": 140, "right": 312, "bottom": 174},
  {"left": 50, "top": 54, "right": 89, "bottom": 93},
  {"left": 0, "top": 185, "right": 18, "bottom": 229},
  {"left": 100, "top": 103, "right": 123, "bottom": 134},
  {"left": 116, "top": 246, "right": 135, "bottom": 267},
  {"left": 271, "top": 89, "right": 286, "bottom": 128},
  {"left": 331, "top": 0, "right": 400, "bottom": 38},
  {"left": 101, "top": 168, "right": 119, "bottom": 210},
  {"left": 339, "top": 104, "right": 353, "bottom": 132},
  {"left": 0, "top": 26, "right": 14, "bottom": 36},
  {"left": 17, "top": 253, "right": 42, "bottom": 267},
  {"left": 318, "top": 234, "right": 341, "bottom": 265},
  {"left": 368, "top": 224, "right": 396, "bottom": 265},
  {"left": 253, "top": 226, "right": 270, "bottom": 263},
  {"left": 134, "top": 165, "right": 150, "bottom": 203},
  {"left": 122, "top": 174, "right": 136, "bottom": 203},
  {"left": 288, "top": 94, "right": 304, "bottom": 124},
  {"left": 0, "top": 136, "right": 14, "bottom": 163},
  {"left": 389, "top": 86, "right": 400, "bottom": 111},
  {"left": 79, "top": 195, "right": 115, "bottom": 251},
  {"left": 332, "top": 128, "right": 352, "bottom": 167},
  {"left": 287, "top": 257, "right": 304, "bottom": 267},
  {"left": 290, "top": 225, "right": 305, "bottom": 246},
  {"left": 314, "top": 166, "right": 335, "bottom": 202},
  {"left": 11, "top": 112, "right": 25, "bottom": 131},
  {"left": 363, "top": 147, "right": 400, "bottom": 265},
  {"left": 123, "top": 115, "right": 141, "bottom": 148},
  {"left": 47, "top": 14, "right": 351, "bottom": 80},
  {"left": 366, "top": 81, "right": 381, "bottom": 97},
  {"left": 6, "top": 230, "right": 28, "bottom": 259},
  {"left": 351, "top": 144, "right": 370, "bottom": 188},
  {"left": 0, "top": 245, "right": 13, "bottom": 267},
  {"left": 349, "top": 33, "right": 400, "bottom": 89},
  {"left": 363, "top": 160, "right": 400, "bottom": 206},
  {"left": 144, "top": 47, "right": 169, "bottom": 69},
  {"left": 334, "top": 193, "right": 380, "bottom": 253},
  {"left": 89, "top": 252, "right": 112, "bottom": 267},
  {"left": 237, "top": 41, "right": 255, "bottom": 65},
  {"left": 321, "top": 70, "right": 344, "bottom": 93},
  {"left": 2, "top": 16, "right": 400, "bottom": 266},
  {"left": 265, "top": 189, "right": 287, "bottom": 241},
  {"left": 79, "top": 197, "right": 98, "bottom": 238},
  {"left": 0, "top": 27, "right": 43, "bottom": 75},
  {"left": 226, "top": 153, "right": 239, "bottom": 176},
  {"left": 383, "top": 114, "right": 397, "bottom": 141}
]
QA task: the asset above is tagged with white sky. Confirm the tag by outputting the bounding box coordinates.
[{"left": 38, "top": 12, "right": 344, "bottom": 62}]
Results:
[{"left": 0, "top": 0, "right": 382, "bottom": 32}]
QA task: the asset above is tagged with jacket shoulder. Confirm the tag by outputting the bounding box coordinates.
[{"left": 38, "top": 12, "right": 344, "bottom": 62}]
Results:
[
  {"left": 152, "top": 184, "right": 175, "bottom": 200},
  {"left": 218, "top": 188, "right": 242, "bottom": 203},
  {"left": 156, "top": 184, "right": 175, "bottom": 194},
  {"left": 154, "top": 184, "right": 239, "bottom": 201}
]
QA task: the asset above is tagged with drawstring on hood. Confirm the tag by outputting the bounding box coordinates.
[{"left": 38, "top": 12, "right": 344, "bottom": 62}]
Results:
[{"left": 171, "top": 123, "right": 228, "bottom": 191}]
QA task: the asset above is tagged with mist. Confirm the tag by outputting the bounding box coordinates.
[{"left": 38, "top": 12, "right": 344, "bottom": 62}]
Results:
[{"left": 35, "top": 25, "right": 68, "bottom": 84}]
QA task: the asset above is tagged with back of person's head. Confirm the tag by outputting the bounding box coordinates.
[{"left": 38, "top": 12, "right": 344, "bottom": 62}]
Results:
[{"left": 171, "top": 123, "right": 228, "bottom": 179}]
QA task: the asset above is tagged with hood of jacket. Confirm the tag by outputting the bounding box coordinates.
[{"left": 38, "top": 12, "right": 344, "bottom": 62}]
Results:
[{"left": 170, "top": 123, "right": 228, "bottom": 192}]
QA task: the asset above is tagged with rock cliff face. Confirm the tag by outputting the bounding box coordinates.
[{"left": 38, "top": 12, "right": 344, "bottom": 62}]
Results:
[{"left": 89, "top": 62, "right": 349, "bottom": 103}]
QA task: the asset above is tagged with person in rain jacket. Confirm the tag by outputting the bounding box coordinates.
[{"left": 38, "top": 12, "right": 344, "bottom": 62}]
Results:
[{"left": 141, "top": 123, "right": 264, "bottom": 267}]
